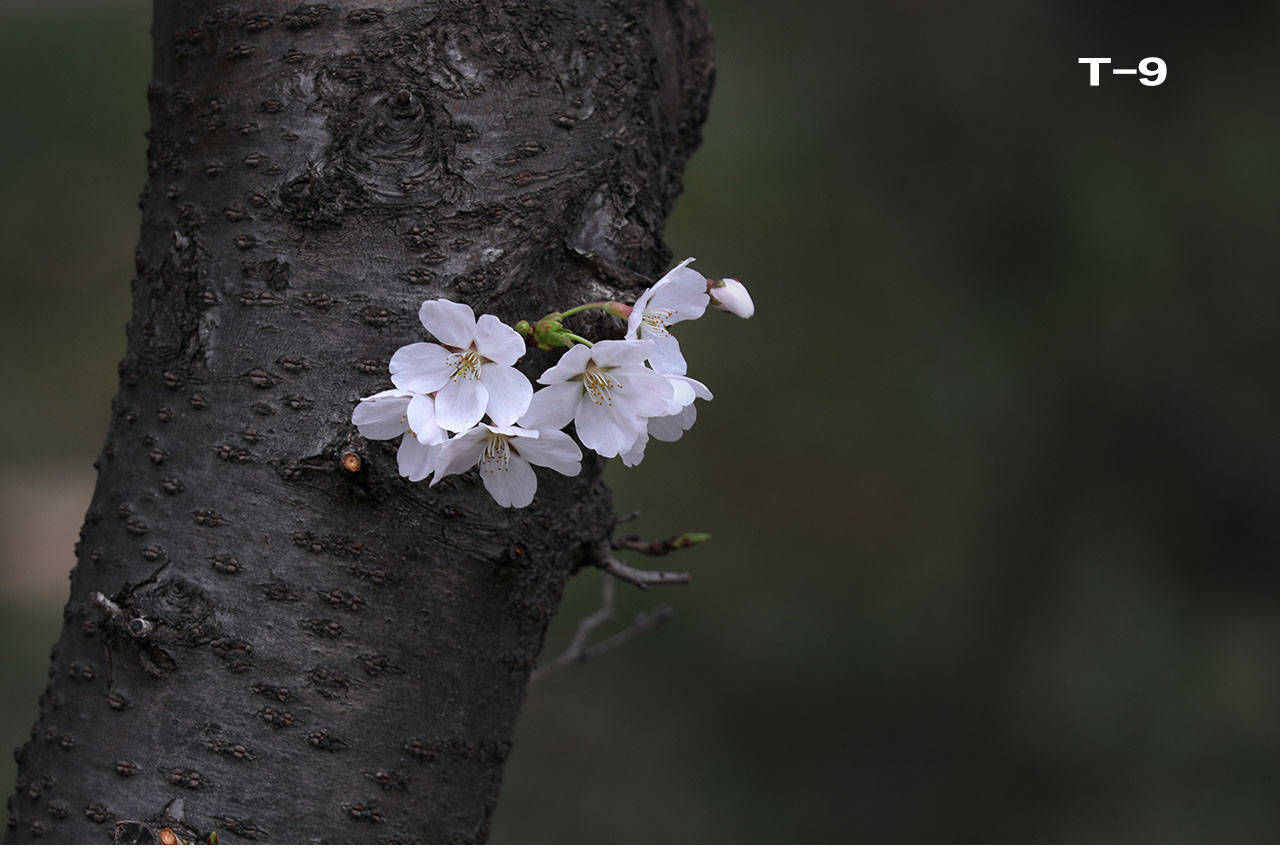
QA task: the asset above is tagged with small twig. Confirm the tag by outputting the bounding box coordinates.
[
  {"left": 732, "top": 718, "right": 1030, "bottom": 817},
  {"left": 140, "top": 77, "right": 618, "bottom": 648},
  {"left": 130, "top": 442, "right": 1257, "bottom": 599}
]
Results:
[
  {"left": 612, "top": 531, "right": 710, "bottom": 557},
  {"left": 90, "top": 591, "right": 122, "bottom": 619},
  {"left": 614, "top": 509, "right": 643, "bottom": 525},
  {"left": 530, "top": 575, "right": 616, "bottom": 683},
  {"left": 562, "top": 574, "right": 617, "bottom": 664},
  {"left": 530, "top": 535, "right": 692, "bottom": 683},
  {"left": 584, "top": 605, "right": 674, "bottom": 659},
  {"left": 598, "top": 550, "right": 690, "bottom": 590},
  {"left": 91, "top": 588, "right": 157, "bottom": 641},
  {"left": 531, "top": 575, "right": 675, "bottom": 684}
]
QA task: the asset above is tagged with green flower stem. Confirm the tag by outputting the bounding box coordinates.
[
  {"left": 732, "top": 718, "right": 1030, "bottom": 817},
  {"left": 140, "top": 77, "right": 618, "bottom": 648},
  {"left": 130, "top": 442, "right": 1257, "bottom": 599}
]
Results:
[
  {"left": 558, "top": 301, "right": 632, "bottom": 320},
  {"left": 558, "top": 302, "right": 609, "bottom": 320},
  {"left": 519, "top": 302, "right": 630, "bottom": 349}
]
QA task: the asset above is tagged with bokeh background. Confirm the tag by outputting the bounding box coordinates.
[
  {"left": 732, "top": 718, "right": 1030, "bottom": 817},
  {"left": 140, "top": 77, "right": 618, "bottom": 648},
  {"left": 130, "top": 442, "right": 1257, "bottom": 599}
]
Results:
[{"left": 4, "top": 0, "right": 1280, "bottom": 842}]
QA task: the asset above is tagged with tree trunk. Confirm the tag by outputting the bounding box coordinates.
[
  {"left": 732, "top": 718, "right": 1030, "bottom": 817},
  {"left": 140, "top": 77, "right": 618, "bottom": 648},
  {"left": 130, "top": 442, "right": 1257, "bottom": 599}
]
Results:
[{"left": 6, "top": 0, "right": 712, "bottom": 842}]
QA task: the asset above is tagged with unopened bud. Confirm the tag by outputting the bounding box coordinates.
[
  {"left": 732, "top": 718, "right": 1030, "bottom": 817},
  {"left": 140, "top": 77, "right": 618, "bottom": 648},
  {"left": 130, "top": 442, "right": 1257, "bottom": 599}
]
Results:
[
  {"left": 673, "top": 532, "right": 711, "bottom": 549},
  {"left": 604, "top": 300, "right": 633, "bottom": 319},
  {"left": 708, "top": 278, "right": 754, "bottom": 319},
  {"left": 532, "top": 314, "right": 574, "bottom": 349}
]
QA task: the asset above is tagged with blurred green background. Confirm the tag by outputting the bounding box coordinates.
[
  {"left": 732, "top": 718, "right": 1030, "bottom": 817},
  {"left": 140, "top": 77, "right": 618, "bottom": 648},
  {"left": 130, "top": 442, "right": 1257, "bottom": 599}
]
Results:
[{"left": 4, "top": 0, "right": 1280, "bottom": 842}]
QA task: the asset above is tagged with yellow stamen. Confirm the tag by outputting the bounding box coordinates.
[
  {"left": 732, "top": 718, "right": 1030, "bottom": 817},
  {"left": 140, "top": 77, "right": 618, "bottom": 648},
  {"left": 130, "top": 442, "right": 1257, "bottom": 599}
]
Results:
[
  {"left": 582, "top": 367, "right": 619, "bottom": 406},
  {"left": 448, "top": 349, "right": 483, "bottom": 381},
  {"left": 643, "top": 308, "right": 676, "bottom": 336},
  {"left": 480, "top": 434, "right": 511, "bottom": 474}
]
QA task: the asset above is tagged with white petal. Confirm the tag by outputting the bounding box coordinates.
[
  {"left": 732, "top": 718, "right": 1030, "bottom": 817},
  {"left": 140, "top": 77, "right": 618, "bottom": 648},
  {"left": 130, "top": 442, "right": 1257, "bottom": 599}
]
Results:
[
  {"left": 537, "top": 344, "right": 593, "bottom": 384},
  {"left": 575, "top": 395, "right": 641, "bottom": 458},
  {"left": 625, "top": 286, "right": 655, "bottom": 340},
  {"left": 419, "top": 299, "right": 477, "bottom": 348},
  {"left": 430, "top": 428, "right": 488, "bottom": 484},
  {"left": 397, "top": 435, "right": 440, "bottom": 481},
  {"left": 648, "top": 405, "right": 695, "bottom": 441},
  {"left": 521, "top": 382, "right": 582, "bottom": 431},
  {"left": 359, "top": 388, "right": 413, "bottom": 402},
  {"left": 622, "top": 260, "right": 697, "bottom": 337},
  {"left": 406, "top": 395, "right": 447, "bottom": 445},
  {"left": 650, "top": 270, "right": 709, "bottom": 323},
  {"left": 685, "top": 376, "right": 713, "bottom": 400},
  {"left": 473, "top": 314, "right": 527, "bottom": 366},
  {"left": 711, "top": 278, "right": 754, "bottom": 318},
  {"left": 667, "top": 376, "right": 697, "bottom": 410},
  {"left": 480, "top": 452, "right": 538, "bottom": 508},
  {"left": 512, "top": 429, "right": 582, "bottom": 476},
  {"left": 590, "top": 338, "right": 654, "bottom": 368},
  {"left": 620, "top": 432, "right": 647, "bottom": 467},
  {"left": 611, "top": 366, "right": 679, "bottom": 418},
  {"left": 652, "top": 257, "right": 696, "bottom": 287},
  {"left": 645, "top": 334, "right": 687, "bottom": 375},
  {"left": 659, "top": 375, "right": 708, "bottom": 414},
  {"left": 434, "top": 376, "right": 488, "bottom": 433},
  {"left": 485, "top": 423, "right": 538, "bottom": 440},
  {"left": 389, "top": 342, "right": 454, "bottom": 393},
  {"left": 352, "top": 392, "right": 410, "bottom": 440},
  {"left": 479, "top": 364, "right": 533, "bottom": 427}
]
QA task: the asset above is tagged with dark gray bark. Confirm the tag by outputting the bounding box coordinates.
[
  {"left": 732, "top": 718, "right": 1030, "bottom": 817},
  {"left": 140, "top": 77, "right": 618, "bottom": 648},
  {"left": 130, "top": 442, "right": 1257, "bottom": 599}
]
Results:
[{"left": 6, "top": 0, "right": 712, "bottom": 842}]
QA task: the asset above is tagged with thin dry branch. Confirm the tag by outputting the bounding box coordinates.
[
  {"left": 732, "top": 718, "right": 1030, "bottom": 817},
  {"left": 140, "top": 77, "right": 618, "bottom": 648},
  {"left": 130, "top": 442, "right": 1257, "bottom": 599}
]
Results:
[
  {"left": 598, "top": 550, "right": 691, "bottom": 589},
  {"left": 530, "top": 574, "right": 674, "bottom": 683},
  {"left": 530, "top": 575, "right": 615, "bottom": 683},
  {"left": 614, "top": 509, "right": 643, "bottom": 525},
  {"left": 581, "top": 605, "right": 674, "bottom": 659},
  {"left": 612, "top": 531, "right": 709, "bottom": 557}
]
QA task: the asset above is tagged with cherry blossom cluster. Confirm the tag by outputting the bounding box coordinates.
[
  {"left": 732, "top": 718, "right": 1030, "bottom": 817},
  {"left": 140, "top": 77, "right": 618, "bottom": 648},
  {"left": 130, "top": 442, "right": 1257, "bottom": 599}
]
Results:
[{"left": 351, "top": 259, "right": 753, "bottom": 508}]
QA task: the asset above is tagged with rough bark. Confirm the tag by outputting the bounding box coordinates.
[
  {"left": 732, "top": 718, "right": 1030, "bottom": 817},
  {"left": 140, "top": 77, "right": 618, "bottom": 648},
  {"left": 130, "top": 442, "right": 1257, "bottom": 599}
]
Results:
[{"left": 6, "top": 0, "right": 712, "bottom": 842}]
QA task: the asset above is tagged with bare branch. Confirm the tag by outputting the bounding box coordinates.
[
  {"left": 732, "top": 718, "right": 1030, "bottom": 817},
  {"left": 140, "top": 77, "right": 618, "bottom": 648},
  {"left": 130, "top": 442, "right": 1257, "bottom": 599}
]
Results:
[
  {"left": 583, "top": 605, "right": 674, "bottom": 659},
  {"left": 612, "top": 531, "right": 710, "bottom": 557},
  {"left": 598, "top": 550, "right": 690, "bottom": 590},
  {"left": 530, "top": 574, "right": 675, "bottom": 684},
  {"left": 530, "top": 575, "right": 615, "bottom": 684},
  {"left": 563, "top": 574, "right": 617, "bottom": 665},
  {"left": 613, "top": 509, "right": 643, "bottom": 526}
]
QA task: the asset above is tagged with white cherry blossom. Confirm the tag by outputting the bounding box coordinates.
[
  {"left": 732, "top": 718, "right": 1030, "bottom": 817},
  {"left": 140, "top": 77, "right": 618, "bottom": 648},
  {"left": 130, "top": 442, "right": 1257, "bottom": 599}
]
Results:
[
  {"left": 619, "top": 374, "right": 712, "bottom": 467},
  {"left": 523, "top": 340, "right": 677, "bottom": 458},
  {"left": 351, "top": 388, "right": 414, "bottom": 441},
  {"left": 389, "top": 299, "right": 532, "bottom": 433},
  {"left": 710, "top": 277, "right": 754, "bottom": 319},
  {"left": 431, "top": 424, "right": 582, "bottom": 508},
  {"left": 653, "top": 375, "right": 713, "bottom": 439},
  {"left": 350, "top": 389, "right": 447, "bottom": 481},
  {"left": 397, "top": 434, "right": 443, "bottom": 482},
  {"left": 619, "top": 433, "right": 648, "bottom": 467},
  {"left": 624, "top": 257, "right": 710, "bottom": 375}
]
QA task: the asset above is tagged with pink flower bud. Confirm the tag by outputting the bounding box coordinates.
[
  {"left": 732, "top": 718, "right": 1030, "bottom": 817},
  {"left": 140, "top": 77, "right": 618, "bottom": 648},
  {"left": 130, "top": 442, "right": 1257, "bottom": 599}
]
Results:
[
  {"left": 605, "top": 300, "right": 633, "bottom": 319},
  {"left": 709, "top": 278, "right": 754, "bottom": 319}
]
